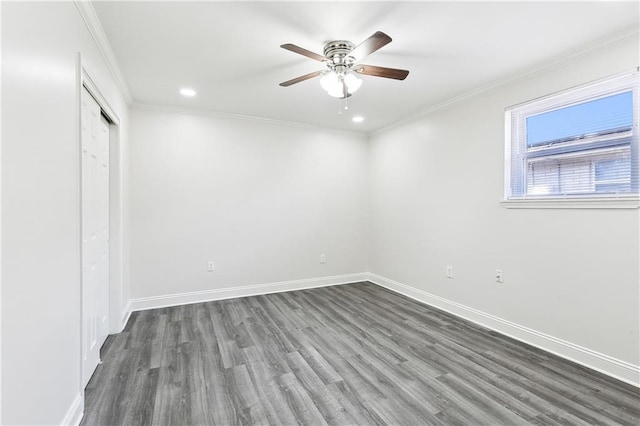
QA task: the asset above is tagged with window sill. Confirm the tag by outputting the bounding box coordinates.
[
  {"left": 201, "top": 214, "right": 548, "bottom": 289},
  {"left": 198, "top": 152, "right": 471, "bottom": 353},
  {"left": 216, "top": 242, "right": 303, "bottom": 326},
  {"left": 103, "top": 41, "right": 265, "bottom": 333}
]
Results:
[{"left": 501, "top": 197, "right": 640, "bottom": 209}]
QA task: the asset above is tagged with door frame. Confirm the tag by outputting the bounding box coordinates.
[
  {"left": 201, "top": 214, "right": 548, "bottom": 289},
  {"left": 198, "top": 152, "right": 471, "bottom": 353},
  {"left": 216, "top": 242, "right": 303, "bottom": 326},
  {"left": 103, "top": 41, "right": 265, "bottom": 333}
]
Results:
[{"left": 77, "top": 53, "right": 124, "bottom": 388}]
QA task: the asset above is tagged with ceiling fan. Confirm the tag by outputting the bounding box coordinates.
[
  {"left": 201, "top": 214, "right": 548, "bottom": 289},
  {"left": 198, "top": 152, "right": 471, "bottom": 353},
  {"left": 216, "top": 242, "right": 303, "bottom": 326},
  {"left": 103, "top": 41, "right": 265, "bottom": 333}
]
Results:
[{"left": 279, "top": 31, "right": 409, "bottom": 99}]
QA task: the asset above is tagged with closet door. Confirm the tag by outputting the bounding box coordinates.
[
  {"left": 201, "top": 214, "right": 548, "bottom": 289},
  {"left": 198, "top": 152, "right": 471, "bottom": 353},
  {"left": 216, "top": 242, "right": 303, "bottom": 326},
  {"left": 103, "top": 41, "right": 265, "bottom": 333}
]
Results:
[{"left": 81, "top": 86, "right": 110, "bottom": 387}]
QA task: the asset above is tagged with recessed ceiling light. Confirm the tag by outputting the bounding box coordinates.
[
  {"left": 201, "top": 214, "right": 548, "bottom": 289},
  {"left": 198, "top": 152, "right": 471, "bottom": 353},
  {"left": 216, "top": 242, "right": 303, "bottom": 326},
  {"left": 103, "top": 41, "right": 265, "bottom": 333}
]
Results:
[
  {"left": 352, "top": 116, "right": 364, "bottom": 123},
  {"left": 180, "top": 88, "right": 196, "bottom": 97}
]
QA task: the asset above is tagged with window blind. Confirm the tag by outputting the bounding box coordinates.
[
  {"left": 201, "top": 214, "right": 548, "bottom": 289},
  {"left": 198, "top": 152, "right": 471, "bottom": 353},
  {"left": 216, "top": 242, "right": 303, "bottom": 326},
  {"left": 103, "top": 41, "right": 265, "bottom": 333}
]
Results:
[{"left": 505, "top": 71, "right": 638, "bottom": 200}]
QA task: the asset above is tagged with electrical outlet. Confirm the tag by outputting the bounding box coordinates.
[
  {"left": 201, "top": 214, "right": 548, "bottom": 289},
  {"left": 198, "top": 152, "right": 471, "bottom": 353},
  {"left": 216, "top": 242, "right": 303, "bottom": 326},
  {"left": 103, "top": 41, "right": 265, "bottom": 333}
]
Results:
[
  {"left": 446, "top": 266, "right": 453, "bottom": 278},
  {"left": 320, "top": 254, "right": 326, "bottom": 264},
  {"left": 207, "top": 261, "right": 215, "bottom": 272},
  {"left": 496, "top": 269, "right": 503, "bottom": 283}
]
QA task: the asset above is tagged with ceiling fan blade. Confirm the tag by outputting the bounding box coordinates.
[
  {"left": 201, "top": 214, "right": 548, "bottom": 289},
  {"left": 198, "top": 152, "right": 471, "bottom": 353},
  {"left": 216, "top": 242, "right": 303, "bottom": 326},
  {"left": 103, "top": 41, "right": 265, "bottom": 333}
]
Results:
[
  {"left": 279, "top": 70, "right": 324, "bottom": 87},
  {"left": 354, "top": 65, "right": 409, "bottom": 80},
  {"left": 349, "top": 31, "right": 392, "bottom": 61},
  {"left": 280, "top": 43, "right": 326, "bottom": 62}
]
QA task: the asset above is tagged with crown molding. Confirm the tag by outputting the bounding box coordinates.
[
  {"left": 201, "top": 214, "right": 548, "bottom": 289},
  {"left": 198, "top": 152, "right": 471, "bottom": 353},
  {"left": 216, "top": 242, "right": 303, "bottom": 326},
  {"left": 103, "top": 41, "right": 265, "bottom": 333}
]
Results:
[
  {"left": 370, "top": 26, "right": 640, "bottom": 137},
  {"left": 74, "top": 0, "right": 133, "bottom": 104},
  {"left": 131, "top": 102, "right": 368, "bottom": 139}
]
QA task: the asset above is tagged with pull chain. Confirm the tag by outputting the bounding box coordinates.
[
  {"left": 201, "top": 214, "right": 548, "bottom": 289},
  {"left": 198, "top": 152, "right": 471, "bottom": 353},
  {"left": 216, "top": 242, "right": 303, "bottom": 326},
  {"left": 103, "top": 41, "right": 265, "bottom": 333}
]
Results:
[{"left": 337, "top": 96, "right": 349, "bottom": 114}]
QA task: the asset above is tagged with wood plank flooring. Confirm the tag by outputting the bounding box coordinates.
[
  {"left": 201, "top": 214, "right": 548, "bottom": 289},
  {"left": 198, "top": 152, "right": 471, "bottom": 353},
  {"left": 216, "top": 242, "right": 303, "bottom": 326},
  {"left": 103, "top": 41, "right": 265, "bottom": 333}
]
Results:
[{"left": 82, "top": 282, "right": 640, "bottom": 425}]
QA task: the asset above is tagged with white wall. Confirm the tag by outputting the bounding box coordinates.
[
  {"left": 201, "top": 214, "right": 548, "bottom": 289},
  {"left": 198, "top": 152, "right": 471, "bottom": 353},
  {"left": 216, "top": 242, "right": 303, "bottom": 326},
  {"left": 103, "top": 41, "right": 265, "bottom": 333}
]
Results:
[
  {"left": 1, "top": 2, "right": 129, "bottom": 424},
  {"left": 1, "top": 6, "right": 637, "bottom": 425},
  {"left": 368, "top": 37, "right": 639, "bottom": 379},
  {"left": 129, "top": 108, "right": 368, "bottom": 300}
]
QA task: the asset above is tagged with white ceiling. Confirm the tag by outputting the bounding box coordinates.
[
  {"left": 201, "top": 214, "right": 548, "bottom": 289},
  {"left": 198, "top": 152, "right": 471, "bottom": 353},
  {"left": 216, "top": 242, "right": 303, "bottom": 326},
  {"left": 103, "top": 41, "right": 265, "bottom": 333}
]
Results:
[{"left": 93, "top": 1, "right": 639, "bottom": 133}]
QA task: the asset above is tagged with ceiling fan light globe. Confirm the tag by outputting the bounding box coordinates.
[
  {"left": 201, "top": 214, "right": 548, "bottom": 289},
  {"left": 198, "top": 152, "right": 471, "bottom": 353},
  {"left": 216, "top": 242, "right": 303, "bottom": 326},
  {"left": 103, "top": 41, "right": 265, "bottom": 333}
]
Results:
[
  {"left": 320, "top": 72, "right": 340, "bottom": 93},
  {"left": 327, "top": 85, "right": 345, "bottom": 98},
  {"left": 344, "top": 73, "right": 362, "bottom": 94}
]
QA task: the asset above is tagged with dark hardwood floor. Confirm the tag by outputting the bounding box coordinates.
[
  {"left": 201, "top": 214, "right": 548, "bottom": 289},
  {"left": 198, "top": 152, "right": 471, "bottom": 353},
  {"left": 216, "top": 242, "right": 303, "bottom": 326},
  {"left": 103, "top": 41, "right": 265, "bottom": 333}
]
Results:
[{"left": 82, "top": 282, "right": 640, "bottom": 425}]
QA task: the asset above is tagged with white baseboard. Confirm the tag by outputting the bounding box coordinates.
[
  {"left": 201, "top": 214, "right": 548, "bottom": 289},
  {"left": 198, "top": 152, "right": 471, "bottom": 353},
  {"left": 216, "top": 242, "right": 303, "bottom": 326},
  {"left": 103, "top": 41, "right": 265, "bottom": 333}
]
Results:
[
  {"left": 121, "top": 301, "right": 132, "bottom": 331},
  {"left": 60, "top": 393, "right": 83, "bottom": 426},
  {"left": 129, "top": 273, "right": 369, "bottom": 312},
  {"left": 367, "top": 273, "right": 640, "bottom": 388}
]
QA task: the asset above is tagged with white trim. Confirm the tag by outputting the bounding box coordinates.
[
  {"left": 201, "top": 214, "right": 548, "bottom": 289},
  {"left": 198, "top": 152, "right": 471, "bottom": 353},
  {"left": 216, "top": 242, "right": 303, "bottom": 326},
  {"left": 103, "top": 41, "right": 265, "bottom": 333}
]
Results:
[
  {"left": 0, "top": 2, "right": 3, "bottom": 420},
  {"left": 81, "top": 66, "right": 120, "bottom": 126},
  {"left": 366, "top": 273, "right": 640, "bottom": 388},
  {"left": 79, "top": 55, "right": 126, "bottom": 391},
  {"left": 131, "top": 103, "right": 366, "bottom": 139},
  {"left": 121, "top": 301, "right": 132, "bottom": 332},
  {"left": 504, "top": 69, "right": 639, "bottom": 201},
  {"left": 0, "top": 1, "right": 3, "bottom": 421},
  {"left": 81, "top": 59, "right": 126, "bottom": 333},
  {"left": 506, "top": 69, "right": 638, "bottom": 112},
  {"left": 75, "top": 54, "right": 84, "bottom": 419},
  {"left": 80, "top": 64, "right": 127, "bottom": 335},
  {"left": 371, "top": 27, "right": 639, "bottom": 137},
  {"left": 501, "top": 197, "right": 640, "bottom": 209},
  {"left": 129, "top": 273, "right": 369, "bottom": 312},
  {"left": 60, "top": 393, "right": 84, "bottom": 426},
  {"left": 74, "top": 0, "right": 132, "bottom": 104}
]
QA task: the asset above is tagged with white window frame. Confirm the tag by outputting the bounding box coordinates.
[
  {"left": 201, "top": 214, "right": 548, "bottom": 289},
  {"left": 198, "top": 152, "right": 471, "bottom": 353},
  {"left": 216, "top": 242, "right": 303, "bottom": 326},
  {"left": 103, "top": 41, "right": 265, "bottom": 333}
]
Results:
[{"left": 503, "top": 70, "right": 640, "bottom": 209}]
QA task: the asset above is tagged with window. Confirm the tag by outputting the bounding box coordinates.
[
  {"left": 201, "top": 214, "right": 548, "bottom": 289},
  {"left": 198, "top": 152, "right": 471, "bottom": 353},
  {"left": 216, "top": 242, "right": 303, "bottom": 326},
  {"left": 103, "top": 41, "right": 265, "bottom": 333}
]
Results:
[{"left": 505, "top": 71, "right": 639, "bottom": 206}]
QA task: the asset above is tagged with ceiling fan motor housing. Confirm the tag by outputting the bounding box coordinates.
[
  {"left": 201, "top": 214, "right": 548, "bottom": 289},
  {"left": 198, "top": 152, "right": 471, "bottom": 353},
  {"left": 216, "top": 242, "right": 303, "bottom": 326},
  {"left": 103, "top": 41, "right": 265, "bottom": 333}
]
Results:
[{"left": 323, "top": 40, "right": 356, "bottom": 73}]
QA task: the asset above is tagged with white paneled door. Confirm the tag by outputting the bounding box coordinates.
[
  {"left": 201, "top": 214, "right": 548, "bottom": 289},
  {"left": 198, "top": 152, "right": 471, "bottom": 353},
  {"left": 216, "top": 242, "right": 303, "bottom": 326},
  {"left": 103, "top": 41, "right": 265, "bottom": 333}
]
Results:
[{"left": 81, "top": 86, "right": 110, "bottom": 388}]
